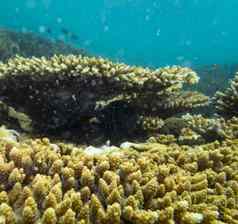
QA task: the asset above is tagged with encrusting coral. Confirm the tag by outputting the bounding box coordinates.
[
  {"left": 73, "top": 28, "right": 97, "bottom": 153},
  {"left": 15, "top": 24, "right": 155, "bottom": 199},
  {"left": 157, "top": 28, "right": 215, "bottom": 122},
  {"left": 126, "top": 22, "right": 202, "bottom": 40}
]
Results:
[
  {"left": 0, "top": 135, "right": 238, "bottom": 223},
  {"left": 0, "top": 54, "right": 208, "bottom": 143}
]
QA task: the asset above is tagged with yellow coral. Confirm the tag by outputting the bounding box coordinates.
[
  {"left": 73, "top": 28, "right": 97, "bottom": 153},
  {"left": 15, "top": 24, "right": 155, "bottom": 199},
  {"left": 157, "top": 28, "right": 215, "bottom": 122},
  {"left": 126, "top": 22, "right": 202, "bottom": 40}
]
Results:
[
  {"left": 42, "top": 207, "right": 57, "bottom": 224},
  {"left": 0, "top": 54, "right": 207, "bottom": 141},
  {"left": 0, "top": 125, "right": 19, "bottom": 143},
  {"left": 0, "top": 203, "right": 16, "bottom": 224},
  {"left": 0, "top": 137, "right": 237, "bottom": 223}
]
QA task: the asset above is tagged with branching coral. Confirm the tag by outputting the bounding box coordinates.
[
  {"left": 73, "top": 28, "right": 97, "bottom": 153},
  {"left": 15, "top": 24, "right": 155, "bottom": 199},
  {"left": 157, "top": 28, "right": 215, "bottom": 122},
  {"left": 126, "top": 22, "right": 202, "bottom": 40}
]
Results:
[
  {"left": 178, "top": 114, "right": 238, "bottom": 144},
  {"left": 0, "top": 54, "right": 208, "bottom": 143},
  {"left": 0, "top": 136, "right": 238, "bottom": 223},
  {"left": 149, "top": 114, "right": 238, "bottom": 145},
  {"left": 214, "top": 72, "right": 238, "bottom": 118}
]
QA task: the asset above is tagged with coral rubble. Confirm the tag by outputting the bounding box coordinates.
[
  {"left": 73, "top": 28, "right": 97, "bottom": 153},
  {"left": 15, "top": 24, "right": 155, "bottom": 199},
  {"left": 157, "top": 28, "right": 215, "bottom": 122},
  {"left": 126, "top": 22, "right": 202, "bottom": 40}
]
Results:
[{"left": 0, "top": 136, "right": 238, "bottom": 223}]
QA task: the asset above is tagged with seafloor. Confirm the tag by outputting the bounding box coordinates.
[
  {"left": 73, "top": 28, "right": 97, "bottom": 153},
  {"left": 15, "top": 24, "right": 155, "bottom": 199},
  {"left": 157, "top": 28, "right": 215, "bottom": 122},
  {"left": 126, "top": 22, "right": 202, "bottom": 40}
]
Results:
[{"left": 0, "top": 28, "right": 238, "bottom": 224}]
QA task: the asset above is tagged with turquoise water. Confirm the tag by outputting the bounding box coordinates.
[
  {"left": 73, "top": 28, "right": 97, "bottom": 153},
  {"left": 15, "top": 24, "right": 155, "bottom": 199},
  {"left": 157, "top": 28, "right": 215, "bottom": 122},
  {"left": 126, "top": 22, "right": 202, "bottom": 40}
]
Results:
[{"left": 1, "top": 1, "right": 238, "bottom": 67}]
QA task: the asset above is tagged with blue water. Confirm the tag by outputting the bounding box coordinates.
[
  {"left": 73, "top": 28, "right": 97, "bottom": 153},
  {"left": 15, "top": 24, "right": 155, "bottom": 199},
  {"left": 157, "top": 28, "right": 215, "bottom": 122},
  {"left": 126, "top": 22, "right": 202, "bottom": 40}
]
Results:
[{"left": 1, "top": 1, "right": 238, "bottom": 67}]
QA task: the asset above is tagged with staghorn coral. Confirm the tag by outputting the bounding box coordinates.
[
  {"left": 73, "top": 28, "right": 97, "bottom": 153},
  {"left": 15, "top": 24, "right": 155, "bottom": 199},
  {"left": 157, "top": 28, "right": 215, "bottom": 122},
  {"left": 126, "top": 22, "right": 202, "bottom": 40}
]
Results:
[
  {"left": 214, "top": 72, "right": 238, "bottom": 118},
  {"left": 0, "top": 136, "right": 238, "bottom": 223},
  {"left": 0, "top": 54, "right": 208, "bottom": 143}
]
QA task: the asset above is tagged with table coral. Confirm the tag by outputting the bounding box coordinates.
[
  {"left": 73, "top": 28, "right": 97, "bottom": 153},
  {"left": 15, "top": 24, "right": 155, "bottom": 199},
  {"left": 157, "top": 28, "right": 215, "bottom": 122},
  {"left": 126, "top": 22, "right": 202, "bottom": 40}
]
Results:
[
  {"left": 0, "top": 54, "right": 208, "bottom": 143},
  {"left": 0, "top": 136, "right": 238, "bottom": 223}
]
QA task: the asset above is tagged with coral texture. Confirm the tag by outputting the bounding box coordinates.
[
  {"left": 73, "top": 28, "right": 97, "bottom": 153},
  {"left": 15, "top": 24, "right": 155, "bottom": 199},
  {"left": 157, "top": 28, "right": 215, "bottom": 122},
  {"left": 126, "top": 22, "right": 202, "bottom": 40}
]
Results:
[
  {"left": 0, "top": 136, "right": 238, "bottom": 223},
  {"left": 148, "top": 114, "right": 238, "bottom": 145},
  {"left": 0, "top": 55, "right": 208, "bottom": 143},
  {"left": 214, "top": 72, "right": 238, "bottom": 118}
]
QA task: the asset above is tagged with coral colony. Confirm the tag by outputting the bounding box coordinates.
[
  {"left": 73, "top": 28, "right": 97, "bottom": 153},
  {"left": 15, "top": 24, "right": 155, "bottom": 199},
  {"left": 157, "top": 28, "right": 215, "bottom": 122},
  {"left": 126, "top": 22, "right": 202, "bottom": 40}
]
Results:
[{"left": 0, "top": 53, "right": 238, "bottom": 223}]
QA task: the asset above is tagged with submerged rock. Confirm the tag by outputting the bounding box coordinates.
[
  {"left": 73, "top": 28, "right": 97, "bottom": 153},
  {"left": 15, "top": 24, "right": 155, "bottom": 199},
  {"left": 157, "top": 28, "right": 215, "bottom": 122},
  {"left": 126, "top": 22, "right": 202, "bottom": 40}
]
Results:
[{"left": 0, "top": 28, "right": 86, "bottom": 62}]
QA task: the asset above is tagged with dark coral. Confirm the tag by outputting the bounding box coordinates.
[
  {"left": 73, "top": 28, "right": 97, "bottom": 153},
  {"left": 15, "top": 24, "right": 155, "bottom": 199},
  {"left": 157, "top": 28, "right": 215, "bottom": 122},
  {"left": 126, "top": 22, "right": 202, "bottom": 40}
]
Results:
[
  {"left": 0, "top": 28, "right": 86, "bottom": 62},
  {"left": 0, "top": 55, "right": 208, "bottom": 143}
]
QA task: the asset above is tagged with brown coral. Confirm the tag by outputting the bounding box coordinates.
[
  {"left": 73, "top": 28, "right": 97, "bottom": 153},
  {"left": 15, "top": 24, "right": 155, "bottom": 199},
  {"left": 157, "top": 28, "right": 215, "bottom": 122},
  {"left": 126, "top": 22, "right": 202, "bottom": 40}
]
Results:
[
  {"left": 214, "top": 72, "right": 238, "bottom": 118},
  {"left": 0, "top": 135, "right": 238, "bottom": 223},
  {"left": 0, "top": 55, "right": 208, "bottom": 144}
]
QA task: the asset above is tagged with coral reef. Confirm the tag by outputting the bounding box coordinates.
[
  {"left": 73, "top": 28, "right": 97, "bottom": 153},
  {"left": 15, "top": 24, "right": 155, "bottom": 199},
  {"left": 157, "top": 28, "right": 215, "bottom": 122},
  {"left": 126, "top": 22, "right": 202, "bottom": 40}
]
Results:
[
  {"left": 0, "top": 28, "right": 86, "bottom": 62},
  {"left": 149, "top": 114, "right": 238, "bottom": 145},
  {"left": 0, "top": 53, "right": 238, "bottom": 223},
  {"left": 214, "top": 72, "right": 238, "bottom": 118},
  {"left": 1, "top": 27, "right": 238, "bottom": 224},
  {"left": 0, "top": 136, "right": 238, "bottom": 223},
  {"left": 0, "top": 54, "right": 208, "bottom": 143}
]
